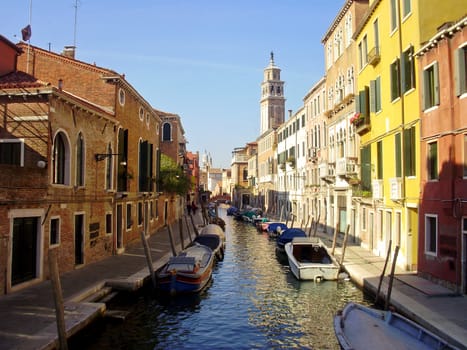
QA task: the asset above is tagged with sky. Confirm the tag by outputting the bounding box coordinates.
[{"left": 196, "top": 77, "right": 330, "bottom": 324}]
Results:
[{"left": 2, "top": 0, "right": 343, "bottom": 169}]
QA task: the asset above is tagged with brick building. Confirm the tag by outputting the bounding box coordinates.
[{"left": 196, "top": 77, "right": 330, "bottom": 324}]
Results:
[{"left": 0, "top": 36, "right": 177, "bottom": 294}]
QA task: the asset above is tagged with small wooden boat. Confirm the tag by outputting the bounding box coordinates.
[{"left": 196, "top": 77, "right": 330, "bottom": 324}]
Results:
[
  {"left": 334, "top": 302, "right": 460, "bottom": 350},
  {"left": 156, "top": 243, "right": 214, "bottom": 295},
  {"left": 195, "top": 224, "right": 226, "bottom": 260},
  {"left": 285, "top": 237, "right": 340, "bottom": 281}
]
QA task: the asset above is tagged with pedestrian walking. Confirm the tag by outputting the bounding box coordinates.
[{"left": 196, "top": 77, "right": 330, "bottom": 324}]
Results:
[
  {"left": 192, "top": 201, "right": 197, "bottom": 215},
  {"left": 187, "top": 202, "right": 192, "bottom": 215}
]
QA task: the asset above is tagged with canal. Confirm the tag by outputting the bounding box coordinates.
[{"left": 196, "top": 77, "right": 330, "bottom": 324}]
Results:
[{"left": 70, "top": 207, "right": 372, "bottom": 349}]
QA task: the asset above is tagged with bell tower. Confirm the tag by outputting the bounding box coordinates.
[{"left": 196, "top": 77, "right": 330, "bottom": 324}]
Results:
[{"left": 260, "top": 52, "right": 285, "bottom": 135}]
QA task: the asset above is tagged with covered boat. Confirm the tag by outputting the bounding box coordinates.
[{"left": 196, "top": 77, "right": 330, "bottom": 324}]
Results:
[
  {"left": 276, "top": 228, "right": 307, "bottom": 252},
  {"left": 194, "top": 224, "right": 226, "bottom": 260},
  {"left": 334, "top": 302, "right": 460, "bottom": 350},
  {"left": 285, "top": 237, "right": 340, "bottom": 281},
  {"left": 156, "top": 243, "right": 214, "bottom": 295}
]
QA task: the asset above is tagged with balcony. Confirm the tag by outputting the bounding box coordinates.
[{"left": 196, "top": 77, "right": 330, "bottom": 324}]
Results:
[
  {"left": 372, "top": 179, "right": 384, "bottom": 200},
  {"left": 368, "top": 46, "right": 380, "bottom": 66},
  {"left": 336, "top": 157, "right": 358, "bottom": 177},
  {"left": 389, "top": 177, "right": 403, "bottom": 200},
  {"left": 319, "top": 162, "right": 335, "bottom": 182},
  {"left": 352, "top": 113, "right": 371, "bottom": 135},
  {"left": 231, "top": 153, "right": 249, "bottom": 164}
]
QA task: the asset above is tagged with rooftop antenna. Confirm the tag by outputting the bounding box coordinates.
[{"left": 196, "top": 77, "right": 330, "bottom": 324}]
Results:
[
  {"left": 73, "top": 0, "right": 79, "bottom": 48},
  {"left": 26, "top": 0, "right": 33, "bottom": 73}
]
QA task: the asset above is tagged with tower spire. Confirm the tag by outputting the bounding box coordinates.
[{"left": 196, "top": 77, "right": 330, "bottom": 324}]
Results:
[{"left": 270, "top": 51, "right": 274, "bottom": 65}]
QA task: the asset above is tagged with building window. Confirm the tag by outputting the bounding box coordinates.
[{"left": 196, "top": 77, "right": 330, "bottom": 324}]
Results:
[
  {"left": 390, "top": 0, "right": 398, "bottom": 32},
  {"left": 50, "top": 217, "right": 60, "bottom": 245},
  {"left": 139, "top": 107, "right": 144, "bottom": 121},
  {"left": 138, "top": 202, "right": 143, "bottom": 226},
  {"left": 162, "top": 122, "right": 172, "bottom": 141},
  {"left": 402, "top": 46, "right": 415, "bottom": 93},
  {"left": 377, "top": 141, "right": 383, "bottom": 179},
  {"left": 126, "top": 203, "right": 132, "bottom": 230},
  {"left": 422, "top": 62, "right": 439, "bottom": 110},
  {"left": 390, "top": 59, "right": 401, "bottom": 101},
  {"left": 404, "top": 126, "right": 416, "bottom": 176},
  {"left": 373, "top": 18, "right": 380, "bottom": 53},
  {"left": 76, "top": 132, "right": 85, "bottom": 187},
  {"left": 370, "top": 76, "right": 382, "bottom": 113},
  {"left": 139, "top": 140, "right": 153, "bottom": 192},
  {"left": 402, "top": 0, "right": 411, "bottom": 18},
  {"left": 118, "top": 88, "right": 125, "bottom": 106},
  {"left": 53, "top": 132, "right": 70, "bottom": 185},
  {"left": 345, "top": 13, "right": 352, "bottom": 47},
  {"left": 395, "top": 133, "right": 402, "bottom": 177},
  {"left": 0, "top": 139, "right": 24, "bottom": 166},
  {"left": 455, "top": 45, "right": 467, "bottom": 96},
  {"left": 361, "top": 145, "right": 371, "bottom": 191},
  {"left": 362, "top": 207, "right": 367, "bottom": 230},
  {"left": 425, "top": 215, "right": 437, "bottom": 255},
  {"left": 358, "top": 35, "right": 368, "bottom": 69},
  {"left": 105, "top": 213, "right": 112, "bottom": 235},
  {"left": 427, "top": 141, "right": 438, "bottom": 180}
]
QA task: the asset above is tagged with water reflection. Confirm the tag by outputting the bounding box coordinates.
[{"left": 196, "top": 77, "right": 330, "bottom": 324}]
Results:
[{"left": 70, "top": 208, "right": 370, "bottom": 350}]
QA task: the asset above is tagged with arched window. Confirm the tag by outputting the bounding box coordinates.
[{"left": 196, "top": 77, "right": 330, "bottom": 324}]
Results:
[
  {"left": 76, "top": 132, "right": 85, "bottom": 187},
  {"left": 162, "top": 122, "right": 172, "bottom": 141},
  {"left": 53, "top": 132, "right": 70, "bottom": 185}
]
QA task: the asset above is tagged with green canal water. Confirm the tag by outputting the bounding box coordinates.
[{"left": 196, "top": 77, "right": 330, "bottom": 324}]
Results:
[{"left": 70, "top": 208, "right": 372, "bottom": 349}]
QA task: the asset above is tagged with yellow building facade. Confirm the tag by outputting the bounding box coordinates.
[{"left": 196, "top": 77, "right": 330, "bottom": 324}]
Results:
[{"left": 354, "top": 0, "right": 465, "bottom": 270}]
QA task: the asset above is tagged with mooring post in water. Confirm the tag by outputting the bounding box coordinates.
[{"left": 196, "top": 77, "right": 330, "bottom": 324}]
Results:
[
  {"left": 279, "top": 205, "right": 284, "bottom": 222},
  {"left": 331, "top": 221, "right": 339, "bottom": 256},
  {"left": 48, "top": 248, "right": 68, "bottom": 350},
  {"left": 313, "top": 213, "right": 320, "bottom": 237},
  {"left": 290, "top": 214, "right": 295, "bottom": 228},
  {"left": 140, "top": 231, "right": 157, "bottom": 289},
  {"left": 167, "top": 223, "right": 177, "bottom": 256},
  {"left": 307, "top": 216, "right": 314, "bottom": 237},
  {"left": 385, "top": 245, "right": 400, "bottom": 311},
  {"left": 184, "top": 215, "right": 193, "bottom": 243},
  {"left": 375, "top": 240, "right": 392, "bottom": 305},
  {"left": 178, "top": 218, "right": 185, "bottom": 250},
  {"left": 190, "top": 213, "right": 199, "bottom": 236},
  {"left": 340, "top": 224, "right": 350, "bottom": 265}
]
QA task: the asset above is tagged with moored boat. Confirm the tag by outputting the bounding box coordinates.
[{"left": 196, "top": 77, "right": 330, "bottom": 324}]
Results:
[
  {"left": 334, "top": 302, "right": 460, "bottom": 350},
  {"left": 195, "top": 224, "right": 226, "bottom": 260},
  {"left": 156, "top": 243, "right": 214, "bottom": 295},
  {"left": 285, "top": 237, "right": 340, "bottom": 281},
  {"left": 276, "top": 228, "right": 307, "bottom": 252}
]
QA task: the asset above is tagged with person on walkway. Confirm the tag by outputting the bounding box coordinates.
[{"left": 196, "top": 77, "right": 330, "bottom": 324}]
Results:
[
  {"left": 187, "top": 202, "right": 192, "bottom": 215},
  {"left": 192, "top": 201, "right": 197, "bottom": 215}
]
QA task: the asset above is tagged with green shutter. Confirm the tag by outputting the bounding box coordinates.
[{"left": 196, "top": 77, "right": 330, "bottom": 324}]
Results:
[
  {"left": 433, "top": 62, "right": 440, "bottom": 106},
  {"left": 355, "top": 90, "right": 361, "bottom": 113},
  {"left": 370, "top": 80, "right": 376, "bottom": 113},
  {"left": 422, "top": 68, "right": 429, "bottom": 110},
  {"left": 377, "top": 141, "right": 383, "bottom": 179},
  {"left": 395, "top": 133, "right": 401, "bottom": 177},
  {"left": 454, "top": 48, "right": 466, "bottom": 96}
]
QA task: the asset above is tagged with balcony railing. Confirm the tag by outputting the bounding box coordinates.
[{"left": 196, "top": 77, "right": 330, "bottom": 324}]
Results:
[
  {"left": 372, "top": 179, "right": 384, "bottom": 199},
  {"left": 354, "top": 114, "right": 371, "bottom": 135},
  {"left": 231, "top": 153, "right": 249, "bottom": 164},
  {"left": 336, "top": 157, "right": 358, "bottom": 176},
  {"left": 389, "top": 177, "right": 403, "bottom": 200},
  {"left": 368, "top": 46, "right": 380, "bottom": 66}
]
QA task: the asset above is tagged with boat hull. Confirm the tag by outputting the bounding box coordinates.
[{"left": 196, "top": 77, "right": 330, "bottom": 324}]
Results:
[
  {"left": 334, "top": 302, "right": 460, "bottom": 350},
  {"left": 285, "top": 237, "right": 340, "bottom": 281},
  {"left": 157, "top": 244, "right": 214, "bottom": 295}
]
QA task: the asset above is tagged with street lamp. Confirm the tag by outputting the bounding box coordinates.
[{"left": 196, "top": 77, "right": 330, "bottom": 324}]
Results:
[{"left": 94, "top": 153, "right": 124, "bottom": 163}]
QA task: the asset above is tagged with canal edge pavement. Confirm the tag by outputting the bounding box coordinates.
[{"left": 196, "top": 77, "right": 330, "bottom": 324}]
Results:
[{"left": 0, "top": 212, "right": 204, "bottom": 350}]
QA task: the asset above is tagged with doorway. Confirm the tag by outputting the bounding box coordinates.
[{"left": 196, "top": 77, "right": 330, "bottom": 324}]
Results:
[
  {"left": 117, "top": 204, "right": 123, "bottom": 250},
  {"left": 74, "top": 214, "right": 84, "bottom": 265},
  {"left": 11, "top": 217, "right": 39, "bottom": 286}
]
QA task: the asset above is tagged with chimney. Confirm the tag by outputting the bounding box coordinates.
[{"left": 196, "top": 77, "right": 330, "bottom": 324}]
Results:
[
  {"left": 62, "top": 46, "right": 76, "bottom": 59},
  {"left": 288, "top": 109, "right": 292, "bottom": 118}
]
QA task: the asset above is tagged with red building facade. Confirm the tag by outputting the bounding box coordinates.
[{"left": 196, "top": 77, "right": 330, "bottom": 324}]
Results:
[{"left": 416, "top": 17, "right": 467, "bottom": 293}]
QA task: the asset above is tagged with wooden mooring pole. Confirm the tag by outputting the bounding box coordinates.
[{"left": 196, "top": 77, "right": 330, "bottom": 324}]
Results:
[
  {"left": 184, "top": 215, "right": 193, "bottom": 243},
  {"left": 167, "top": 223, "right": 177, "bottom": 256},
  {"left": 48, "top": 248, "right": 68, "bottom": 350},
  {"left": 313, "top": 213, "right": 320, "bottom": 237},
  {"left": 307, "top": 216, "right": 314, "bottom": 237},
  {"left": 375, "top": 240, "right": 392, "bottom": 305},
  {"left": 178, "top": 217, "right": 185, "bottom": 250},
  {"left": 140, "top": 231, "right": 157, "bottom": 289},
  {"left": 190, "top": 213, "right": 199, "bottom": 236},
  {"left": 331, "top": 222, "right": 339, "bottom": 256},
  {"left": 340, "top": 224, "right": 351, "bottom": 265},
  {"left": 385, "top": 245, "right": 400, "bottom": 311}
]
